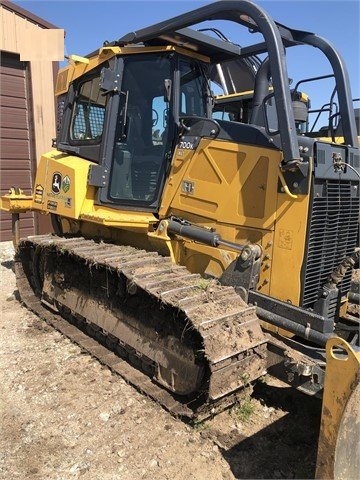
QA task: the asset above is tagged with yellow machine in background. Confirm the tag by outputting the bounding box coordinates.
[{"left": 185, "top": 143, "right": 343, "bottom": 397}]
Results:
[
  {"left": 1, "top": 1, "right": 359, "bottom": 477},
  {"left": 213, "top": 90, "right": 360, "bottom": 143}
]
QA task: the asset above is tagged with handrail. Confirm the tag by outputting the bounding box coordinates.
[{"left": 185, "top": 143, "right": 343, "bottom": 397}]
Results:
[
  {"left": 118, "top": 0, "right": 301, "bottom": 166},
  {"left": 117, "top": 0, "right": 358, "bottom": 156},
  {"left": 290, "top": 32, "right": 358, "bottom": 147}
]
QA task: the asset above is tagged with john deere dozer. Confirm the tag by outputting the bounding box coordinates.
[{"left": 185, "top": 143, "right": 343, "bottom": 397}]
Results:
[{"left": 1, "top": 2, "right": 359, "bottom": 477}]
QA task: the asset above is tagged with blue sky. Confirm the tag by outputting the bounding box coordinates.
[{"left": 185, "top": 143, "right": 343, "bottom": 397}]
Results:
[{"left": 16, "top": 0, "right": 360, "bottom": 116}]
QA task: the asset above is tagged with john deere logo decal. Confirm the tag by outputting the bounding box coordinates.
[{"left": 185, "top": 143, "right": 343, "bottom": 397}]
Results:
[
  {"left": 51, "top": 172, "right": 61, "bottom": 194},
  {"left": 62, "top": 175, "right": 70, "bottom": 193}
]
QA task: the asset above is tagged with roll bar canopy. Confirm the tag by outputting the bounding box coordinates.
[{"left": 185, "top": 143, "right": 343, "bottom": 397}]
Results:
[{"left": 112, "top": 0, "right": 357, "bottom": 163}]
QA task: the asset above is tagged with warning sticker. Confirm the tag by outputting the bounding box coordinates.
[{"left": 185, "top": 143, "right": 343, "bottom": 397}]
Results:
[
  {"left": 47, "top": 200, "right": 58, "bottom": 212},
  {"left": 278, "top": 229, "right": 293, "bottom": 250},
  {"left": 34, "top": 184, "right": 44, "bottom": 204}
]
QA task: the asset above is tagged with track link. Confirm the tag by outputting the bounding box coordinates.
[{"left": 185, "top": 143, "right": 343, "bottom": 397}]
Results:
[{"left": 15, "top": 234, "right": 267, "bottom": 419}]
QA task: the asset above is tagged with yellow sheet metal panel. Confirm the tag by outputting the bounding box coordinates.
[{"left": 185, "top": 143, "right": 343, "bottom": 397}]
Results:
[
  {"left": 161, "top": 138, "right": 281, "bottom": 231},
  {"left": 316, "top": 338, "right": 360, "bottom": 479},
  {"left": 31, "top": 151, "right": 92, "bottom": 218},
  {"left": 31, "top": 151, "right": 157, "bottom": 233},
  {"left": 159, "top": 138, "right": 283, "bottom": 288},
  {"left": 79, "top": 209, "right": 157, "bottom": 231},
  {"left": 160, "top": 138, "right": 312, "bottom": 302},
  {"left": 269, "top": 177, "right": 311, "bottom": 305},
  {"left": 175, "top": 240, "right": 239, "bottom": 279}
]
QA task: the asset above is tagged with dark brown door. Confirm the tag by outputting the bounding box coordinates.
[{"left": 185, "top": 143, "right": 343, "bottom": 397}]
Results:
[{"left": 0, "top": 52, "right": 36, "bottom": 241}]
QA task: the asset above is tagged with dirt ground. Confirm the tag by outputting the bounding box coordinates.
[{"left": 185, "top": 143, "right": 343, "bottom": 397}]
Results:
[{"left": 0, "top": 241, "right": 324, "bottom": 480}]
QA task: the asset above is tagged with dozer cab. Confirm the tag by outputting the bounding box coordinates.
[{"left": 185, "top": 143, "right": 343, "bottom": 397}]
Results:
[{"left": 1, "top": 1, "right": 359, "bottom": 477}]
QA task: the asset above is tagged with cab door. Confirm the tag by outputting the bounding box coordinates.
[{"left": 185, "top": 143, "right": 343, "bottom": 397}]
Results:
[{"left": 102, "top": 53, "right": 173, "bottom": 211}]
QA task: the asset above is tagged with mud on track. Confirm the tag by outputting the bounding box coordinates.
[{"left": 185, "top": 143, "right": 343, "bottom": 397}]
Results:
[{"left": 1, "top": 241, "right": 322, "bottom": 480}]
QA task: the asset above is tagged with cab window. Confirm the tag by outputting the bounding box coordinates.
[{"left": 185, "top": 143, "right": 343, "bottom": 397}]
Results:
[
  {"left": 70, "top": 74, "right": 106, "bottom": 143},
  {"left": 179, "top": 60, "right": 207, "bottom": 117}
]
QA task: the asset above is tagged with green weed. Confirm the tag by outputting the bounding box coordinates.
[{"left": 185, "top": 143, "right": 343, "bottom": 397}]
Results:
[
  {"left": 234, "top": 395, "right": 255, "bottom": 423},
  {"left": 195, "top": 278, "right": 211, "bottom": 291}
]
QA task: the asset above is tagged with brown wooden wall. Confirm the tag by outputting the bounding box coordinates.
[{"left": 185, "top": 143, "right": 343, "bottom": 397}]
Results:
[
  {"left": 0, "top": 1, "right": 59, "bottom": 241},
  {"left": 0, "top": 52, "right": 36, "bottom": 240}
]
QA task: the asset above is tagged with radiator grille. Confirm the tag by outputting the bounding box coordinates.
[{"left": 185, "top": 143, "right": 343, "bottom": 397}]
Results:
[{"left": 301, "top": 180, "right": 359, "bottom": 309}]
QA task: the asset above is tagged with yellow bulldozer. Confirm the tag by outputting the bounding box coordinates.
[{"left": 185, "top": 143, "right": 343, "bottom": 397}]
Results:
[{"left": 1, "top": 1, "right": 359, "bottom": 478}]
